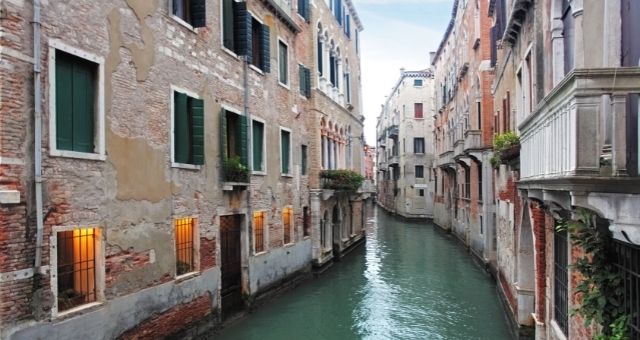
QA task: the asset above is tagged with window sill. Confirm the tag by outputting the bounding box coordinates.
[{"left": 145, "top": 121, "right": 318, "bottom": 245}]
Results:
[
  {"left": 413, "top": 117, "right": 425, "bottom": 120},
  {"left": 175, "top": 271, "right": 199, "bottom": 283},
  {"left": 249, "top": 64, "right": 265, "bottom": 75},
  {"left": 50, "top": 149, "right": 106, "bottom": 161},
  {"left": 284, "top": 242, "right": 295, "bottom": 248},
  {"left": 278, "top": 82, "right": 290, "bottom": 90},
  {"left": 222, "top": 47, "right": 241, "bottom": 61},
  {"left": 170, "top": 15, "right": 197, "bottom": 33},
  {"left": 281, "top": 173, "right": 293, "bottom": 178},
  {"left": 303, "top": 236, "right": 311, "bottom": 240},
  {"left": 55, "top": 301, "right": 104, "bottom": 319},
  {"left": 253, "top": 250, "right": 269, "bottom": 257},
  {"left": 252, "top": 171, "right": 267, "bottom": 176},
  {"left": 171, "top": 162, "right": 201, "bottom": 170}
]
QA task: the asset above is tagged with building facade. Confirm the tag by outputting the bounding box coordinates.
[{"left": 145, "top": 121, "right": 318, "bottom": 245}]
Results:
[
  {"left": 0, "top": 0, "right": 367, "bottom": 338},
  {"left": 376, "top": 69, "right": 435, "bottom": 219},
  {"left": 432, "top": 0, "right": 496, "bottom": 264}
]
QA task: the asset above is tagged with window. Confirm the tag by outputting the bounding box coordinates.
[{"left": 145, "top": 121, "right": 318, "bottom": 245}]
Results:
[
  {"left": 612, "top": 239, "right": 640, "bottom": 339},
  {"left": 175, "top": 217, "right": 196, "bottom": 276},
  {"left": 54, "top": 49, "right": 101, "bottom": 156},
  {"left": 298, "top": 0, "right": 310, "bottom": 21},
  {"left": 414, "top": 103, "right": 423, "bottom": 118},
  {"left": 418, "top": 189, "right": 425, "bottom": 197},
  {"left": 250, "top": 17, "right": 271, "bottom": 72},
  {"left": 464, "top": 165, "right": 471, "bottom": 199},
  {"left": 280, "top": 129, "right": 292, "bottom": 175},
  {"left": 317, "top": 34, "right": 324, "bottom": 76},
  {"left": 333, "top": 0, "right": 343, "bottom": 24},
  {"left": 173, "top": 90, "right": 205, "bottom": 166},
  {"left": 253, "top": 211, "right": 266, "bottom": 253},
  {"left": 301, "top": 145, "right": 308, "bottom": 175},
  {"left": 303, "top": 207, "right": 311, "bottom": 237},
  {"left": 222, "top": 0, "right": 250, "bottom": 56},
  {"left": 220, "top": 108, "right": 249, "bottom": 181},
  {"left": 554, "top": 227, "right": 569, "bottom": 336},
  {"left": 172, "top": 0, "right": 206, "bottom": 28},
  {"left": 299, "top": 64, "right": 311, "bottom": 97},
  {"left": 344, "top": 69, "right": 351, "bottom": 103},
  {"left": 278, "top": 40, "right": 289, "bottom": 86},
  {"left": 355, "top": 30, "right": 360, "bottom": 55},
  {"left": 415, "top": 165, "right": 424, "bottom": 178},
  {"left": 283, "top": 207, "right": 293, "bottom": 244},
  {"left": 414, "top": 79, "right": 423, "bottom": 87},
  {"left": 252, "top": 119, "right": 265, "bottom": 172},
  {"left": 344, "top": 14, "right": 351, "bottom": 37},
  {"left": 55, "top": 228, "right": 100, "bottom": 313},
  {"left": 414, "top": 138, "right": 425, "bottom": 154},
  {"left": 477, "top": 161, "right": 483, "bottom": 201},
  {"left": 476, "top": 101, "right": 482, "bottom": 130},
  {"left": 562, "top": 0, "right": 575, "bottom": 74}
]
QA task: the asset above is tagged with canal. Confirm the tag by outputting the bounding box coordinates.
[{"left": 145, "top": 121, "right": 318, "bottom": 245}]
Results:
[{"left": 214, "top": 208, "right": 512, "bottom": 340}]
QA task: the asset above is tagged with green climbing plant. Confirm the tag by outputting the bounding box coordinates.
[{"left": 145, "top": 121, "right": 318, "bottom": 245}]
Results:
[{"left": 556, "top": 209, "right": 629, "bottom": 340}]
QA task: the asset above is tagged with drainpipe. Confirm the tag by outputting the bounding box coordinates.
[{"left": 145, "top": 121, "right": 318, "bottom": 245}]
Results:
[
  {"left": 242, "top": 55, "right": 252, "bottom": 297},
  {"left": 33, "top": 0, "right": 45, "bottom": 278}
]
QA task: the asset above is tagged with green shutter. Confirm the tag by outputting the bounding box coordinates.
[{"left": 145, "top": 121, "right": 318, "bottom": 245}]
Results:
[
  {"left": 233, "top": 1, "right": 250, "bottom": 57},
  {"left": 174, "top": 92, "right": 190, "bottom": 164},
  {"left": 252, "top": 120, "right": 263, "bottom": 171},
  {"left": 238, "top": 114, "right": 249, "bottom": 167},
  {"left": 261, "top": 24, "right": 271, "bottom": 73},
  {"left": 71, "top": 61, "right": 95, "bottom": 153},
  {"left": 190, "top": 98, "right": 205, "bottom": 165},
  {"left": 220, "top": 109, "right": 228, "bottom": 180},
  {"left": 55, "top": 52, "right": 74, "bottom": 151},
  {"left": 304, "top": 67, "right": 311, "bottom": 97},
  {"left": 279, "top": 42, "right": 287, "bottom": 84},
  {"left": 222, "top": 0, "right": 234, "bottom": 50},
  {"left": 189, "top": 0, "right": 206, "bottom": 28},
  {"left": 281, "top": 130, "right": 290, "bottom": 174},
  {"left": 301, "top": 145, "right": 307, "bottom": 175},
  {"left": 299, "top": 64, "right": 305, "bottom": 95}
]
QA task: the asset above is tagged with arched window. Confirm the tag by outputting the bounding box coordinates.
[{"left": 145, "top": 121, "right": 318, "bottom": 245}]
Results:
[{"left": 317, "top": 24, "right": 324, "bottom": 76}]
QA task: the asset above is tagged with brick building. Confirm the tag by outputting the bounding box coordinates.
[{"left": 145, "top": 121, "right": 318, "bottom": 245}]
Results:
[
  {"left": 0, "top": 0, "right": 367, "bottom": 338},
  {"left": 431, "top": 0, "right": 496, "bottom": 263},
  {"left": 376, "top": 69, "right": 435, "bottom": 219}
]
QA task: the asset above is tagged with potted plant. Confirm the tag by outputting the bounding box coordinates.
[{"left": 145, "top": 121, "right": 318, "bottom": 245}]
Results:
[
  {"left": 320, "top": 170, "right": 364, "bottom": 192},
  {"left": 492, "top": 131, "right": 520, "bottom": 166},
  {"left": 223, "top": 156, "right": 249, "bottom": 183}
]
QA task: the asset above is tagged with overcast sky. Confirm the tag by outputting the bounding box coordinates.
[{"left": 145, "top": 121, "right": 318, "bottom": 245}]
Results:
[{"left": 352, "top": 0, "right": 453, "bottom": 144}]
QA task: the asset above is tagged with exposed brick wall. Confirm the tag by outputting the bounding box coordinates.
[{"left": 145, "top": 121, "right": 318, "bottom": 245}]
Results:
[
  {"left": 118, "top": 294, "right": 213, "bottom": 340},
  {"left": 199, "top": 237, "right": 216, "bottom": 271},
  {"left": 529, "top": 202, "right": 546, "bottom": 320}
]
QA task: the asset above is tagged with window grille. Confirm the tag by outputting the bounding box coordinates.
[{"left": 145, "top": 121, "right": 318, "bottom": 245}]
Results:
[
  {"left": 612, "top": 239, "right": 640, "bottom": 339},
  {"left": 57, "top": 228, "right": 97, "bottom": 312},
  {"left": 253, "top": 212, "right": 265, "bottom": 253},
  {"left": 283, "top": 207, "right": 293, "bottom": 244},
  {"left": 175, "top": 217, "right": 195, "bottom": 276},
  {"left": 554, "top": 227, "right": 569, "bottom": 336}
]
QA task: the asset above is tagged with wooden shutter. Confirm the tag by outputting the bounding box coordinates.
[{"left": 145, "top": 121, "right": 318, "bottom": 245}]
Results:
[
  {"left": 239, "top": 114, "right": 249, "bottom": 167},
  {"left": 281, "top": 131, "right": 290, "bottom": 174},
  {"left": 174, "top": 92, "right": 190, "bottom": 164},
  {"left": 71, "top": 58, "right": 95, "bottom": 153},
  {"left": 220, "top": 109, "right": 228, "bottom": 162},
  {"left": 233, "top": 1, "right": 251, "bottom": 58},
  {"left": 279, "top": 42, "right": 287, "bottom": 84},
  {"left": 299, "top": 64, "right": 306, "bottom": 95},
  {"left": 189, "top": 0, "right": 206, "bottom": 28},
  {"left": 190, "top": 98, "right": 205, "bottom": 165},
  {"left": 304, "top": 67, "right": 311, "bottom": 97},
  {"left": 301, "top": 145, "right": 307, "bottom": 175},
  {"left": 261, "top": 24, "right": 271, "bottom": 73},
  {"left": 252, "top": 120, "right": 263, "bottom": 171},
  {"left": 55, "top": 52, "right": 74, "bottom": 151},
  {"left": 222, "top": 0, "right": 235, "bottom": 50},
  {"left": 345, "top": 15, "right": 350, "bottom": 37}
]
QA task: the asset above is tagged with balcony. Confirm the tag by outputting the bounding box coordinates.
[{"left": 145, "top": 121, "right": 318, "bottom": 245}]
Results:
[
  {"left": 387, "top": 125, "right": 399, "bottom": 138},
  {"left": 464, "top": 130, "right": 483, "bottom": 151},
  {"left": 389, "top": 154, "right": 400, "bottom": 166},
  {"left": 438, "top": 150, "right": 454, "bottom": 167},
  {"left": 454, "top": 139, "right": 465, "bottom": 158},
  {"left": 519, "top": 68, "right": 640, "bottom": 184}
]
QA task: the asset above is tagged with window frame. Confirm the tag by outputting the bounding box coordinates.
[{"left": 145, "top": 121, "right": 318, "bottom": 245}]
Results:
[
  {"left": 50, "top": 225, "right": 105, "bottom": 318},
  {"left": 251, "top": 117, "right": 267, "bottom": 175},
  {"left": 414, "top": 102, "right": 424, "bottom": 119},
  {"left": 413, "top": 79, "right": 423, "bottom": 87},
  {"left": 280, "top": 127, "right": 293, "bottom": 176},
  {"left": 173, "top": 216, "right": 201, "bottom": 280},
  {"left": 48, "top": 39, "right": 106, "bottom": 161},
  {"left": 415, "top": 165, "right": 424, "bottom": 178},
  {"left": 248, "top": 12, "right": 267, "bottom": 74},
  {"left": 282, "top": 206, "right": 294, "bottom": 245},
  {"left": 413, "top": 137, "right": 425, "bottom": 154},
  {"left": 170, "top": 0, "right": 197, "bottom": 32},
  {"left": 278, "top": 38, "right": 290, "bottom": 88},
  {"left": 170, "top": 85, "right": 203, "bottom": 170},
  {"left": 253, "top": 210, "right": 268, "bottom": 255}
]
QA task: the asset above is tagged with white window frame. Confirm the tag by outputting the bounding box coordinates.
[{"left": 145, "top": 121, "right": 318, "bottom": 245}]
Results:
[
  {"left": 169, "top": 0, "right": 198, "bottom": 33},
  {"left": 278, "top": 38, "right": 290, "bottom": 88},
  {"left": 50, "top": 225, "right": 105, "bottom": 318},
  {"left": 253, "top": 210, "right": 269, "bottom": 255},
  {"left": 283, "top": 205, "right": 295, "bottom": 246},
  {"left": 251, "top": 117, "right": 267, "bottom": 175},
  {"left": 280, "top": 127, "right": 293, "bottom": 176},
  {"left": 48, "top": 39, "right": 106, "bottom": 161},
  {"left": 170, "top": 85, "right": 203, "bottom": 170},
  {"left": 173, "top": 216, "right": 201, "bottom": 280}
]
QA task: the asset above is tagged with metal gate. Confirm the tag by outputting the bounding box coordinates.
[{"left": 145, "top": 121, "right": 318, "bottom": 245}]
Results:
[
  {"left": 612, "top": 239, "right": 640, "bottom": 339},
  {"left": 220, "top": 214, "right": 243, "bottom": 319}
]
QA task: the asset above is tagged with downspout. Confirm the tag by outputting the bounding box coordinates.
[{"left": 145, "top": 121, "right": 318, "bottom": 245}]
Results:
[
  {"left": 33, "top": 0, "right": 45, "bottom": 277},
  {"left": 242, "top": 55, "right": 252, "bottom": 298}
]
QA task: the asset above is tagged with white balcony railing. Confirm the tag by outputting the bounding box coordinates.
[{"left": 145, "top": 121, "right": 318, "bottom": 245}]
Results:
[{"left": 520, "top": 68, "right": 640, "bottom": 181}]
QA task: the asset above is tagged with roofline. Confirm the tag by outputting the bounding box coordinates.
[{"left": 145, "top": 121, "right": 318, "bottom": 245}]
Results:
[
  {"left": 384, "top": 69, "right": 433, "bottom": 106},
  {"left": 431, "top": 0, "right": 459, "bottom": 66},
  {"left": 344, "top": 0, "right": 364, "bottom": 31}
]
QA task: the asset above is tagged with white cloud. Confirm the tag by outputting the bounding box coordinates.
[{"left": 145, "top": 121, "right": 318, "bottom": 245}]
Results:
[{"left": 359, "top": 10, "right": 443, "bottom": 144}]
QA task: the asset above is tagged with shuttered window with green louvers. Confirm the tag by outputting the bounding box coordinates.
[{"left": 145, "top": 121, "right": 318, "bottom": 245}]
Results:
[
  {"left": 250, "top": 18, "right": 271, "bottom": 73},
  {"left": 298, "top": 64, "right": 311, "bottom": 98},
  {"left": 301, "top": 145, "right": 308, "bottom": 175},
  {"left": 252, "top": 120, "right": 264, "bottom": 172},
  {"left": 172, "top": 0, "right": 207, "bottom": 28},
  {"left": 174, "top": 91, "right": 204, "bottom": 165},
  {"left": 220, "top": 109, "right": 249, "bottom": 165},
  {"left": 281, "top": 130, "right": 291, "bottom": 175},
  {"left": 55, "top": 50, "right": 97, "bottom": 153},
  {"left": 279, "top": 41, "right": 288, "bottom": 85},
  {"left": 222, "top": 0, "right": 251, "bottom": 57},
  {"left": 297, "top": 0, "right": 310, "bottom": 22}
]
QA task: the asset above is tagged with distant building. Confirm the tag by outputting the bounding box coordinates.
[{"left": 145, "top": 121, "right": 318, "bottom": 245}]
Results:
[
  {"left": 364, "top": 145, "right": 375, "bottom": 181},
  {"left": 376, "top": 69, "right": 435, "bottom": 219}
]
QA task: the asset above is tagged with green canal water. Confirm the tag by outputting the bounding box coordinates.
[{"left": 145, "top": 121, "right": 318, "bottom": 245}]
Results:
[{"left": 214, "top": 207, "right": 512, "bottom": 340}]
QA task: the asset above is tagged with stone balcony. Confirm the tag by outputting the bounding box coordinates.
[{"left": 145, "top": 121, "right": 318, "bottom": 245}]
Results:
[
  {"left": 387, "top": 125, "right": 399, "bottom": 138},
  {"left": 438, "top": 150, "right": 454, "bottom": 167},
  {"left": 519, "top": 68, "right": 640, "bottom": 185},
  {"left": 464, "top": 130, "right": 483, "bottom": 151},
  {"left": 453, "top": 139, "right": 465, "bottom": 158},
  {"left": 388, "top": 154, "right": 400, "bottom": 166}
]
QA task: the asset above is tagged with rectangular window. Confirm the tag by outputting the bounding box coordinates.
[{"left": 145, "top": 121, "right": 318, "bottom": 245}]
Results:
[
  {"left": 299, "top": 64, "right": 311, "bottom": 98},
  {"left": 301, "top": 145, "right": 308, "bottom": 175},
  {"left": 355, "top": 30, "right": 360, "bottom": 55},
  {"left": 464, "top": 165, "right": 471, "bottom": 199},
  {"left": 281, "top": 129, "right": 291, "bottom": 175},
  {"left": 278, "top": 40, "right": 289, "bottom": 86},
  {"left": 175, "top": 217, "right": 195, "bottom": 276},
  {"left": 222, "top": 0, "right": 250, "bottom": 56},
  {"left": 250, "top": 18, "right": 271, "bottom": 72},
  {"left": 220, "top": 109, "right": 249, "bottom": 182},
  {"left": 172, "top": 0, "right": 206, "bottom": 28},
  {"left": 477, "top": 161, "right": 483, "bottom": 201},
  {"left": 55, "top": 50, "right": 98, "bottom": 154},
  {"left": 283, "top": 207, "right": 293, "bottom": 244},
  {"left": 253, "top": 211, "right": 266, "bottom": 253},
  {"left": 56, "top": 228, "right": 98, "bottom": 312},
  {"left": 174, "top": 91, "right": 205, "bottom": 166},
  {"left": 414, "top": 138, "right": 425, "bottom": 154},
  {"left": 414, "top": 103, "right": 424, "bottom": 118},
  {"left": 476, "top": 101, "right": 482, "bottom": 130},
  {"left": 297, "top": 0, "right": 309, "bottom": 21},
  {"left": 303, "top": 206, "right": 311, "bottom": 237},
  {"left": 415, "top": 165, "right": 424, "bottom": 178},
  {"left": 344, "top": 14, "right": 351, "bottom": 38},
  {"left": 414, "top": 79, "right": 423, "bottom": 87},
  {"left": 554, "top": 227, "right": 569, "bottom": 336},
  {"left": 418, "top": 189, "right": 425, "bottom": 197},
  {"left": 252, "top": 119, "right": 265, "bottom": 172}
]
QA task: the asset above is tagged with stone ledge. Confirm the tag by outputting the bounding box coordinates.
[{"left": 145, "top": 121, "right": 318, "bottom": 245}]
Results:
[{"left": 0, "top": 190, "right": 20, "bottom": 204}]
